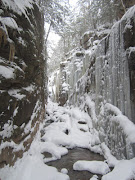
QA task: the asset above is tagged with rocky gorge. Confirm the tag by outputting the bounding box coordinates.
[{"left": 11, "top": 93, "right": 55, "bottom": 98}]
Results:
[{"left": 0, "top": 0, "right": 135, "bottom": 178}]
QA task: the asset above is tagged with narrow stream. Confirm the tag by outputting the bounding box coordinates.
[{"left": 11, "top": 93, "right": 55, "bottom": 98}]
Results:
[{"left": 46, "top": 148, "right": 104, "bottom": 180}]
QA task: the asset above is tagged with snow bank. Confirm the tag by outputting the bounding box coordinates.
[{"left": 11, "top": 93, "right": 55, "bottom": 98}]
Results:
[
  {"left": 121, "top": 5, "right": 135, "bottom": 21},
  {"left": 0, "top": 154, "right": 69, "bottom": 180},
  {"left": 41, "top": 142, "right": 68, "bottom": 161},
  {"left": 61, "top": 168, "right": 68, "bottom": 174},
  {"left": 102, "top": 158, "right": 135, "bottom": 180},
  {"left": 0, "top": 17, "right": 19, "bottom": 30},
  {"left": 43, "top": 100, "right": 98, "bottom": 149},
  {"left": 73, "top": 160, "right": 110, "bottom": 175},
  {"left": 101, "top": 143, "right": 119, "bottom": 167},
  {"left": 1, "top": 0, "right": 34, "bottom": 18},
  {"left": 0, "top": 65, "right": 14, "bottom": 79}
]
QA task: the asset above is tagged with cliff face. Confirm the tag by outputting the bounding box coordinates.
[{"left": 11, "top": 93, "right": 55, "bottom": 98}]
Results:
[
  {"left": 52, "top": 6, "right": 135, "bottom": 159},
  {"left": 0, "top": 0, "right": 47, "bottom": 166}
]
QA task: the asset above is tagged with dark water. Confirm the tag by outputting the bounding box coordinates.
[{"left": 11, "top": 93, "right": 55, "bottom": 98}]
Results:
[{"left": 46, "top": 148, "right": 104, "bottom": 180}]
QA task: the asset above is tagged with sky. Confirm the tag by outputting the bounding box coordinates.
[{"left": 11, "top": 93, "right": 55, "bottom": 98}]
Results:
[
  {"left": 69, "top": 0, "right": 78, "bottom": 8},
  {"left": 47, "top": 0, "right": 78, "bottom": 57}
]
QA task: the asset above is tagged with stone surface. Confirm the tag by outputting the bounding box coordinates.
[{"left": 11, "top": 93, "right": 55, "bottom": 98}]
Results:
[
  {"left": 0, "top": 0, "right": 47, "bottom": 166},
  {"left": 52, "top": 6, "right": 135, "bottom": 159}
]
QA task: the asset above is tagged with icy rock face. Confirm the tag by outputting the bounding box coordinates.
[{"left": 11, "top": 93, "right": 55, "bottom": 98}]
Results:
[
  {"left": 57, "top": 50, "right": 84, "bottom": 106},
  {"left": 94, "top": 9, "right": 135, "bottom": 158},
  {"left": 96, "top": 6, "right": 135, "bottom": 123},
  {"left": 56, "top": 6, "right": 135, "bottom": 159},
  {"left": 0, "top": 0, "right": 47, "bottom": 166}
]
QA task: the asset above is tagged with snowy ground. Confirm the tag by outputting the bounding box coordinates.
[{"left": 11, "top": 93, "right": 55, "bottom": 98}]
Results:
[{"left": 0, "top": 99, "right": 135, "bottom": 180}]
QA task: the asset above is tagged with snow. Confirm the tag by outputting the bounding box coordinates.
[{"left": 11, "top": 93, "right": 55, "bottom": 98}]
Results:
[
  {"left": 0, "top": 121, "right": 13, "bottom": 138},
  {"left": 23, "top": 84, "right": 35, "bottom": 93},
  {"left": 13, "top": 107, "right": 19, "bottom": 117},
  {"left": 102, "top": 158, "right": 135, "bottom": 180},
  {"left": 0, "top": 140, "right": 25, "bottom": 154},
  {"left": 8, "top": 89, "right": 26, "bottom": 100},
  {"left": 101, "top": 143, "right": 119, "bottom": 167},
  {"left": 1, "top": 99, "right": 135, "bottom": 180},
  {"left": 0, "top": 65, "right": 15, "bottom": 79},
  {"left": 105, "top": 103, "right": 135, "bottom": 144},
  {"left": 0, "top": 153, "right": 69, "bottom": 180},
  {"left": 85, "top": 95, "right": 98, "bottom": 123},
  {"left": 121, "top": 5, "right": 135, "bottom": 21},
  {"left": 24, "top": 100, "right": 41, "bottom": 134},
  {"left": 1, "top": 0, "right": 34, "bottom": 19},
  {"left": 18, "top": 37, "right": 27, "bottom": 46},
  {"left": 61, "top": 168, "right": 68, "bottom": 174},
  {"left": 41, "top": 142, "right": 68, "bottom": 162},
  {"left": 0, "top": 17, "right": 19, "bottom": 30},
  {"left": 128, "top": 46, "right": 135, "bottom": 56},
  {"left": 104, "top": 103, "right": 122, "bottom": 115},
  {"left": 62, "top": 82, "right": 70, "bottom": 92},
  {"left": 73, "top": 160, "right": 110, "bottom": 175},
  {"left": 42, "top": 99, "right": 100, "bottom": 150}
]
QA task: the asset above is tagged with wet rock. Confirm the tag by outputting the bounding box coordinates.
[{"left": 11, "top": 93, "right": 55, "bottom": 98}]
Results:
[
  {"left": 40, "top": 129, "right": 45, "bottom": 137},
  {"left": 80, "top": 128, "right": 87, "bottom": 132},
  {"left": 0, "top": 1, "right": 47, "bottom": 166},
  {"left": 42, "top": 151, "right": 52, "bottom": 158},
  {"left": 76, "top": 52, "right": 84, "bottom": 57},
  {"left": 46, "top": 120, "right": 54, "bottom": 124},
  {"left": 78, "top": 121, "right": 87, "bottom": 124},
  {"left": 64, "top": 129, "right": 69, "bottom": 135}
]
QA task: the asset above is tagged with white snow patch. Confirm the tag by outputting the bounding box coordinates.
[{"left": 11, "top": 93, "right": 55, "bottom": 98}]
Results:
[
  {"left": 0, "top": 17, "right": 19, "bottom": 30},
  {"left": 128, "top": 46, "right": 135, "bottom": 57},
  {"left": 101, "top": 143, "right": 119, "bottom": 167},
  {"left": 73, "top": 160, "right": 110, "bottom": 175},
  {"left": 40, "top": 142, "right": 68, "bottom": 161},
  {"left": 0, "top": 153, "right": 69, "bottom": 180},
  {"left": 105, "top": 103, "right": 135, "bottom": 144},
  {"left": 13, "top": 107, "right": 19, "bottom": 117},
  {"left": 23, "top": 84, "right": 35, "bottom": 93},
  {"left": 102, "top": 158, "right": 135, "bottom": 180},
  {"left": 1, "top": 0, "right": 34, "bottom": 19},
  {"left": 0, "top": 122, "right": 13, "bottom": 138},
  {"left": 24, "top": 100, "right": 41, "bottom": 134},
  {"left": 18, "top": 37, "right": 27, "bottom": 46},
  {"left": 0, "top": 65, "right": 14, "bottom": 79},
  {"left": 8, "top": 89, "right": 26, "bottom": 100},
  {"left": 61, "top": 168, "right": 68, "bottom": 174},
  {"left": 121, "top": 5, "right": 135, "bottom": 21}
]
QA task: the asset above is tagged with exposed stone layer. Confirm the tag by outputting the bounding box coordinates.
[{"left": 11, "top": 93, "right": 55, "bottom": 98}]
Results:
[{"left": 0, "top": 0, "right": 46, "bottom": 166}]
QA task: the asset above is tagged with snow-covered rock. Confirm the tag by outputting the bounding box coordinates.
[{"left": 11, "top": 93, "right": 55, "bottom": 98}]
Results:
[
  {"left": 73, "top": 160, "right": 110, "bottom": 175},
  {"left": 0, "top": 0, "right": 47, "bottom": 167},
  {"left": 102, "top": 158, "right": 135, "bottom": 180}
]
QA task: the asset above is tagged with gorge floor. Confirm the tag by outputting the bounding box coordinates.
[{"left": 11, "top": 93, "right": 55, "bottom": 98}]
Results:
[{"left": 46, "top": 148, "right": 104, "bottom": 180}]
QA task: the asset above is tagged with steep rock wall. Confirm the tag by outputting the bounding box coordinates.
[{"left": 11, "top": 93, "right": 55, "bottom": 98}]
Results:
[
  {"left": 0, "top": 0, "right": 47, "bottom": 166},
  {"left": 53, "top": 6, "right": 135, "bottom": 159}
]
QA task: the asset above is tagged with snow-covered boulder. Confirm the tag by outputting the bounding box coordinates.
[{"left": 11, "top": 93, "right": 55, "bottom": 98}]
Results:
[{"left": 73, "top": 160, "right": 110, "bottom": 175}]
